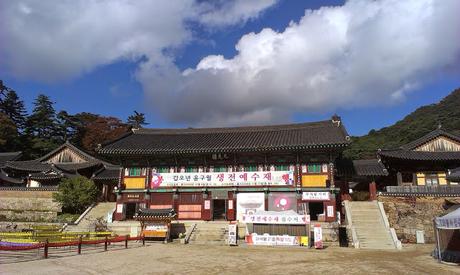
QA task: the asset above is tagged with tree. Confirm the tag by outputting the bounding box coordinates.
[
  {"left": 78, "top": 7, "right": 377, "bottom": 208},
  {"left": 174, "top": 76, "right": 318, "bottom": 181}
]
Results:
[
  {"left": 127, "top": 111, "right": 148, "bottom": 129},
  {"left": 56, "top": 110, "right": 80, "bottom": 142},
  {"left": 0, "top": 113, "right": 18, "bottom": 151},
  {"left": 26, "top": 94, "right": 59, "bottom": 139},
  {"left": 0, "top": 80, "right": 8, "bottom": 103},
  {"left": 0, "top": 89, "right": 27, "bottom": 131},
  {"left": 81, "top": 116, "right": 129, "bottom": 152},
  {"left": 53, "top": 176, "right": 99, "bottom": 214},
  {"left": 24, "top": 94, "right": 60, "bottom": 158}
]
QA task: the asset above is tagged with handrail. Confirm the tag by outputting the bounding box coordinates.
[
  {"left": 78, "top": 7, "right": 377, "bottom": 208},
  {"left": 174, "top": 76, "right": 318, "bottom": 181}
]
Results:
[
  {"left": 73, "top": 202, "right": 97, "bottom": 225},
  {"left": 377, "top": 201, "right": 401, "bottom": 250},
  {"left": 184, "top": 223, "right": 197, "bottom": 244},
  {"left": 343, "top": 200, "right": 359, "bottom": 248}
]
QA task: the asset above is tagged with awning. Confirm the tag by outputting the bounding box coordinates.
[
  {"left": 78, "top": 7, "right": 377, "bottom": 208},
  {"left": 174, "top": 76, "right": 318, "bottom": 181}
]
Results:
[{"left": 436, "top": 208, "right": 460, "bottom": 229}]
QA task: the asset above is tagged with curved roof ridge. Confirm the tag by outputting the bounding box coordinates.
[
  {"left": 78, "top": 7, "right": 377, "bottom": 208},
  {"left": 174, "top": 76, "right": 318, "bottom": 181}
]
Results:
[{"left": 133, "top": 120, "right": 335, "bottom": 135}]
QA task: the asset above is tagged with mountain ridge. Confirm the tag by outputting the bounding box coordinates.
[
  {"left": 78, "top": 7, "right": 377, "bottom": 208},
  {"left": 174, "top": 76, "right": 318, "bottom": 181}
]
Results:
[{"left": 343, "top": 88, "right": 460, "bottom": 159}]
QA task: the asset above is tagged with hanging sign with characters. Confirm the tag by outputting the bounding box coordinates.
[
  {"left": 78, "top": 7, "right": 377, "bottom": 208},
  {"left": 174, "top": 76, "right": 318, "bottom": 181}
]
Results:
[{"left": 150, "top": 171, "right": 294, "bottom": 188}]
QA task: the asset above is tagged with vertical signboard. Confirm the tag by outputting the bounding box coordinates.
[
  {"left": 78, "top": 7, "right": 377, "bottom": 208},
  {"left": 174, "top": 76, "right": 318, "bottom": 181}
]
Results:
[{"left": 314, "top": 224, "right": 323, "bottom": 249}]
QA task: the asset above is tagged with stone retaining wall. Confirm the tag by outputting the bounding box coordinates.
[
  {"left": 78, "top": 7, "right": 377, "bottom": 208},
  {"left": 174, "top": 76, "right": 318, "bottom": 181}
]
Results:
[
  {"left": 378, "top": 196, "right": 457, "bottom": 243},
  {"left": 0, "top": 192, "right": 61, "bottom": 222}
]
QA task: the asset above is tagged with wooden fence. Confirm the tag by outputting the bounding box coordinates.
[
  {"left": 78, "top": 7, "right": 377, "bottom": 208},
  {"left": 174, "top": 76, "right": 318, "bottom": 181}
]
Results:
[{"left": 0, "top": 235, "right": 144, "bottom": 259}]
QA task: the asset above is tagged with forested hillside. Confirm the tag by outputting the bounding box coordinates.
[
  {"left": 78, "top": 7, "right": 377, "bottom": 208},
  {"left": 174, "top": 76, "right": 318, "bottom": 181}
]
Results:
[{"left": 344, "top": 88, "right": 460, "bottom": 159}]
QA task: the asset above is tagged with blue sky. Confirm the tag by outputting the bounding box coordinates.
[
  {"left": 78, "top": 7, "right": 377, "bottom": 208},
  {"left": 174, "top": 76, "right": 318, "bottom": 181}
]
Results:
[{"left": 1, "top": 0, "right": 460, "bottom": 136}]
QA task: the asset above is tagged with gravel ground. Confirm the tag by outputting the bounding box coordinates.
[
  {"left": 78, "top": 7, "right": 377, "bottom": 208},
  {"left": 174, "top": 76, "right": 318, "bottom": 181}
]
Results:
[{"left": 1, "top": 243, "right": 458, "bottom": 274}]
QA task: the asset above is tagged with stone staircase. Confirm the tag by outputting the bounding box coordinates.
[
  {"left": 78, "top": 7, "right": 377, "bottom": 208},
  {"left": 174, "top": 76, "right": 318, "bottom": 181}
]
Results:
[
  {"left": 66, "top": 202, "right": 115, "bottom": 232},
  {"left": 189, "top": 222, "right": 228, "bottom": 245},
  {"left": 346, "top": 201, "right": 400, "bottom": 250}
]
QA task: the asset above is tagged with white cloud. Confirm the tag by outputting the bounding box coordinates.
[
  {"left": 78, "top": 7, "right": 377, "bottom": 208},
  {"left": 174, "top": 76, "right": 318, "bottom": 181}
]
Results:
[
  {"left": 1, "top": 0, "right": 460, "bottom": 127},
  {"left": 139, "top": 0, "right": 460, "bottom": 126},
  {"left": 0, "top": 0, "right": 276, "bottom": 82}
]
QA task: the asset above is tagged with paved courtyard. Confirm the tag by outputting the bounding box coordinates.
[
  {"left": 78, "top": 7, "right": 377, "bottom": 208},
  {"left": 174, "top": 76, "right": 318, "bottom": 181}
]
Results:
[{"left": 1, "top": 243, "right": 458, "bottom": 274}]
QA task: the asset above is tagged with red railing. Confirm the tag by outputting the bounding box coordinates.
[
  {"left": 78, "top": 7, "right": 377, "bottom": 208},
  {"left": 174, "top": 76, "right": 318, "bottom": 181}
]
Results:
[{"left": 0, "top": 235, "right": 145, "bottom": 258}]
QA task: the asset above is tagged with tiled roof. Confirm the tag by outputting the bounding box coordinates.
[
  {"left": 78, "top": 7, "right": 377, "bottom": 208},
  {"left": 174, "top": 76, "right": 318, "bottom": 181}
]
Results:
[
  {"left": 92, "top": 165, "right": 120, "bottom": 180},
  {"left": 352, "top": 159, "right": 388, "bottom": 176},
  {"left": 0, "top": 170, "right": 24, "bottom": 184},
  {"left": 54, "top": 162, "right": 102, "bottom": 172},
  {"left": 134, "top": 208, "right": 177, "bottom": 220},
  {"left": 99, "top": 119, "right": 350, "bottom": 155},
  {"left": 378, "top": 150, "right": 460, "bottom": 161},
  {"left": 29, "top": 172, "right": 63, "bottom": 181},
  {"left": 5, "top": 160, "right": 53, "bottom": 172},
  {"left": 400, "top": 128, "right": 460, "bottom": 150},
  {"left": 0, "top": 152, "right": 22, "bottom": 168}
]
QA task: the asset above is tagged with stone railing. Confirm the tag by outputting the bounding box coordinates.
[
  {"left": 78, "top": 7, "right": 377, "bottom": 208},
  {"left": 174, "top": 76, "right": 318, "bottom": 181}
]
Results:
[{"left": 383, "top": 185, "right": 460, "bottom": 196}]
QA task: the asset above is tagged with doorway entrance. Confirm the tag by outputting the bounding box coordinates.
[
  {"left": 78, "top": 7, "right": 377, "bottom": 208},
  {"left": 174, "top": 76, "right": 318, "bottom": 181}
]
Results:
[
  {"left": 126, "top": 203, "right": 137, "bottom": 219},
  {"left": 213, "top": 199, "right": 226, "bottom": 220}
]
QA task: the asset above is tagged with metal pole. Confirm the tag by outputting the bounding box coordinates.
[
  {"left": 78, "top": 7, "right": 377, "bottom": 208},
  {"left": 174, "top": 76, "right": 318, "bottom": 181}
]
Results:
[
  {"left": 77, "top": 236, "right": 82, "bottom": 254},
  {"left": 44, "top": 239, "right": 49, "bottom": 259},
  {"left": 435, "top": 227, "right": 442, "bottom": 262},
  {"left": 125, "top": 235, "right": 128, "bottom": 248},
  {"left": 104, "top": 236, "right": 108, "bottom": 251}
]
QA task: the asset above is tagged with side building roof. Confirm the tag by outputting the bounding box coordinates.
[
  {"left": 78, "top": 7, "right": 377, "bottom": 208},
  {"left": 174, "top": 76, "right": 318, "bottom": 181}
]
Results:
[
  {"left": 352, "top": 159, "right": 388, "bottom": 176},
  {"left": 378, "top": 128, "right": 460, "bottom": 162},
  {"left": 0, "top": 152, "right": 22, "bottom": 168},
  {"left": 98, "top": 117, "right": 350, "bottom": 156}
]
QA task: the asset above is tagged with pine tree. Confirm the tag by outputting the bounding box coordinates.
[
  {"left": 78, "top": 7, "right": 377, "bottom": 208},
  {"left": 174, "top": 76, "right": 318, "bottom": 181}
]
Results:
[
  {"left": 26, "top": 94, "right": 59, "bottom": 139},
  {"left": 56, "top": 110, "right": 79, "bottom": 142},
  {"left": 0, "top": 89, "right": 27, "bottom": 131},
  {"left": 0, "top": 113, "right": 18, "bottom": 151},
  {"left": 25, "top": 94, "right": 60, "bottom": 157},
  {"left": 127, "top": 111, "right": 148, "bottom": 129}
]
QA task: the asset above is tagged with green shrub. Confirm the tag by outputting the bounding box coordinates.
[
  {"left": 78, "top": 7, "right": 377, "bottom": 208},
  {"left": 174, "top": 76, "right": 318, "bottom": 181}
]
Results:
[{"left": 53, "top": 176, "right": 99, "bottom": 214}]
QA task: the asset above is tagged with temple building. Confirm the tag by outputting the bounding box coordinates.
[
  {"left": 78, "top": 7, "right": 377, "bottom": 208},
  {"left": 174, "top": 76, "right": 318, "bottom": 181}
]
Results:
[
  {"left": 378, "top": 127, "right": 460, "bottom": 194},
  {"left": 0, "top": 151, "right": 23, "bottom": 185},
  {"left": 98, "top": 116, "right": 351, "bottom": 222},
  {"left": 1, "top": 141, "right": 119, "bottom": 201}
]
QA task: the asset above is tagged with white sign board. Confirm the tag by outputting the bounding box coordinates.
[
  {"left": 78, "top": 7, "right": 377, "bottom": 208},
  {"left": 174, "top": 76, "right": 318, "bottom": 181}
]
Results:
[
  {"left": 116, "top": 204, "right": 124, "bottom": 214},
  {"left": 150, "top": 171, "right": 294, "bottom": 188},
  {"left": 314, "top": 225, "right": 323, "bottom": 249},
  {"left": 302, "top": 192, "right": 330, "bottom": 201},
  {"left": 242, "top": 213, "right": 310, "bottom": 224},
  {"left": 236, "top": 193, "right": 265, "bottom": 221},
  {"left": 247, "top": 234, "right": 299, "bottom": 246},
  {"left": 228, "top": 224, "right": 237, "bottom": 246}
]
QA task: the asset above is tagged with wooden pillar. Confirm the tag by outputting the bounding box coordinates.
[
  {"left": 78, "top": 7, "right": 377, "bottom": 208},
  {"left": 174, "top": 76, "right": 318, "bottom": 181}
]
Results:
[{"left": 369, "top": 181, "right": 377, "bottom": 201}]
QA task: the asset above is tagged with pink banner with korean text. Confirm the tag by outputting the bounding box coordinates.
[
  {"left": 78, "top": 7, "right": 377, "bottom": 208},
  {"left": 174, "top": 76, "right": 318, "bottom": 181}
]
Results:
[
  {"left": 150, "top": 171, "right": 294, "bottom": 188},
  {"left": 242, "top": 211, "right": 310, "bottom": 225}
]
